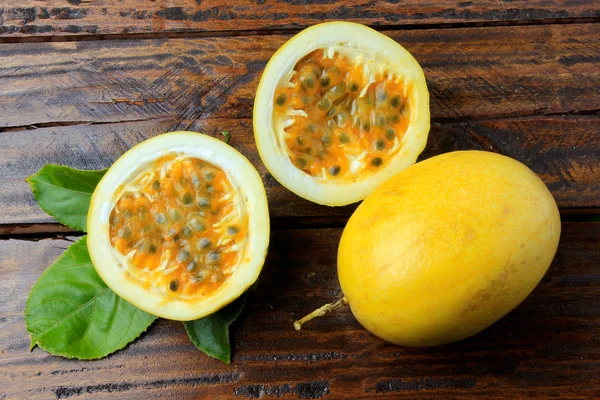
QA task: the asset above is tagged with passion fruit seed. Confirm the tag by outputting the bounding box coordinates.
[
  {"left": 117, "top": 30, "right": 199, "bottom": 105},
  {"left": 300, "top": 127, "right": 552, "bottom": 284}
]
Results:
[
  {"left": 329, "top": 165, "right": 341, "bottom": 176},
  {"left": 182, "top": 192, "right": 193, "bottom": 205},
  {"left": 190, "top": 217, "right": 206, "bottom": 232},
  {"left": 152, "top": 180, "right": 161, "bottom": 190},
  {"left": 197, "top": 238, "right": 211, "bottom": 249},
  {"left": 371, "top": 157, "right": 383, "bottom": 167},
  {"left": 197, "top": 197, "right": 210, "bottom": 208},
  {"left": 276, "top": 93, "right": 287, "bottom": 106},
  {"left": 295, "top": 157, "right": 308, "bottom": 169},
  {"left": 386, "top": 128, "right": 396, "bottom": 141},
  {"left": 207, "top": 250, "right": 221, "bottom": 263},
  {"left": 271, "top": 47, "right": 414, "bottom": 182},
  {"left": 181, "top": 226, "right": 193, "bottom": 238},
  {"left": 108, "top": 154, "right": 253, "bottom": 307},
  {"left": 118, "top": 227, "right": 132, "bottom": 238}
]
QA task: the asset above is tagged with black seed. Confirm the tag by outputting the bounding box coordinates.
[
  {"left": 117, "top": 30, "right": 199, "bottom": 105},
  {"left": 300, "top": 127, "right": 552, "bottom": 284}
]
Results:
[
  {"left": 197, "top": 197, "right": 210, "bottom": 208},
  {"left": 177, "top": 250, "right": 191, "bottom": 263},
  {"left": 190, "top": 218, "right": 206, "bottom": 232},
  {"left": 302, "top": 74, "right": 316, "bottom": 89},
  {"left": 155, "top": 213, "right": 166, "bottom": 224},
  {"left": 197, "top": 238, "right": 211, "bottom": 249},
  {"left": 391, "top": 113, "right": 401, "bottom": 123},
  {"left": 306, "top": 124, "right": 316, "bottom": 133},
  {"left": 227, "top": 225, "right": 239, "bottom": 235},
  {"left": 110, "top": 214, "right": 119, "bottom": 227},
  {"left": 207, "top": 251, "right": 221, "bottom": 263},
  {"left": 339, "top": 133, "right": 350, "bottom": 143},
  {"left": 302, "top": 96, "right": 311, "bottom": 104},
  {"left": 386, "top": 128, "right": 396, "bottom": 140},
  {"left": 295, "top": 157, "right": 307, "bottom": 169},
  {"left": 207, "top": 185, "right": 214, "bottom": 193},
  {"left": 329, "top": 165, "right": 341, "bottom": 176},
  {"left": 317, "top": 96, "right": 331, "bottom": 110},
  {"left": 304, "top": 147, "right": 313, "bottom": 155},
  {"left": 363, "top": 122, "right": 371, "bottom": 132},
  {"left": 191, "top": 175, "right": 201, "bottom": 187},
  {"left": 371, "top": 157, "right": 383, "bottom": 167},
  {"left": 349, "top": 81, "right": 359, "bottom": 92},
  {"left": 204, "top": 171, "right": 215, "bottom": 181},
  {"left": 331, "top": 82, "right": 347, "bottom": 97},
  {"left": 320, "top": 76, "right": 330, "bottom": 87},
  {"left": 181, "top": 226, "right": 193, "bottom": 238},
  {"left": 186, "top": 260, "right": 197, "bottom": 272},
  {"left": 276, "top": 93, "right": 287, "bottom": 106},
  {"left": 296, "top": 136, "right": 305, "bottom": 145},
  {"left": 182, "top": 192, "right": 193, "bottom": 205},
  {"left": 322, "top": 132, "right": 331, "bottom": 146},
  {"left": 169, "top": 280, "right": 179, "bottom": 292},
  {"left": 149, "top": 244, "right": 157, "bottom": 254},
  {"left": 375, "top": 114, "right": 386, "bottom": 127},
  {"left": 390, "top": 95, "right": 401, "bottom": 107},
  {"left": 375, "top": 139, "right": 386, "bottom": 150},
  {"left": 118, "top": 227, "right": 131, "bottom": 239},
  {"left": 168, "top": 208, "right": 182, "bottom": 221},
  {"left": 152, "top": 180, "right": 160, "bottom": 190}
]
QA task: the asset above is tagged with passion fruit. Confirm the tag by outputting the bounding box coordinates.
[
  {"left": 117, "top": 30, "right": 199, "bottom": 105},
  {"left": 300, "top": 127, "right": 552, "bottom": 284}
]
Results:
[
  {"left": 296, "top": 151, "right": 561, "bottom": 347},
  {"left": 337, "top": 151, "right": 561, "bottom": 346},
  {"left": 87, "top": 132, "right": 269, "bottom": 321},
  {"left": 254, "top": 21, "right": 430, "bottom": 206}
]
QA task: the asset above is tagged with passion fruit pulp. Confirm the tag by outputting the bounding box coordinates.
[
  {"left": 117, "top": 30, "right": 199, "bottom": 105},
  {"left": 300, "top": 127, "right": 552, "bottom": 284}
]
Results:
[
  {"left": 88, "top": 132, "right": 269, "bottom": 321},
  {"left": 254, "top": 21, "right": 430, "bottom": 206}
]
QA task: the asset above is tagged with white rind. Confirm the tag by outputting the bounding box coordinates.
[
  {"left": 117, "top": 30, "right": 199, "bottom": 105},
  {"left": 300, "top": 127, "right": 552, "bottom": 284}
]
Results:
[
  {"left": 87, "top": 131, "right": 270, "bottom": 321},
  {"left": 253, "top": 21, "right": 430, "bottom": 206}
]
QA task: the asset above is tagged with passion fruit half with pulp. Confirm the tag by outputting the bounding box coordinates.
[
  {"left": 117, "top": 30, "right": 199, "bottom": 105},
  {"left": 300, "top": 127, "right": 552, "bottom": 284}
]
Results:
[
  {"left": 254, "top": 21, "right": 430, "bottom": 206},
  {"left": 88, "top": 132, "right": 269, "bottom": 321}
]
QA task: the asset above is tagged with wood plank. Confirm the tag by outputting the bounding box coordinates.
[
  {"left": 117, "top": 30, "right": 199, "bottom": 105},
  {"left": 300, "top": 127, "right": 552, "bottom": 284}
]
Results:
[
  {"left": 1, "top": 115, "right": 599, "bottom": 226},
  {"left": 1, "top": 0, "right": 598, "bottom": 39},
  {"left": 1, "top": 222, "right": 599, "bottom": 399},
  {"left": 0, "top": 24, "right": 598, "bottom": 129}
]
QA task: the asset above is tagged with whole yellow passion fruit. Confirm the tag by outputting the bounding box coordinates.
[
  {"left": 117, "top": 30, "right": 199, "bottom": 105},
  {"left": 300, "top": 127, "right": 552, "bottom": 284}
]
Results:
[
  {"left": 337, "top": 151, "right": 561, "bottom": 346},
  {"left": 88, "top": 132, "right": 269, "bottom": 321},
  {"left": 254, "top": 21, "right": 430, "bottom": 206}
]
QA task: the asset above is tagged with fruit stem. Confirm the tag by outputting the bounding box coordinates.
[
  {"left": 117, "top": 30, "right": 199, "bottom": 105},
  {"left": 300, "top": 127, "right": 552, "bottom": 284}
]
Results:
[{"left": 293, "top": 296, "right": 348, "bottom": 330}]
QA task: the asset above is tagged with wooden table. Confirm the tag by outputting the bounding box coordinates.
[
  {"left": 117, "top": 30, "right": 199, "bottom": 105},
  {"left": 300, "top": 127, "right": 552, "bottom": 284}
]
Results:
[{"left": 1, "top": 1, "right": 599, "bottom": 399}]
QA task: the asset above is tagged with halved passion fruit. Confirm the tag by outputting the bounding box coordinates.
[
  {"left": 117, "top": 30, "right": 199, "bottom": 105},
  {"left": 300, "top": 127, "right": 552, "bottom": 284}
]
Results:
[
  {"left": 87, "top": 132, "right": 269, "bottom": 321},
  {"left": 254, "top": 21, "right": 430, "bottom": 206}
]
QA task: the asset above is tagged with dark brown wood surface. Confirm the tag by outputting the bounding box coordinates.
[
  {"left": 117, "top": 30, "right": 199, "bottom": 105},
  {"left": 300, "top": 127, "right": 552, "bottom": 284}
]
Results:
[
  {"left": 1, "top": 223, "right": 599, "bottom": 399},
  {"left": 1, "top": 2, "right": 599, "bottom": 398},
  {"left": 1, "top": 23, "right": 599, "bottom": 226},
  {"left": 1, "top": 0, "right": 598, "bottom": 38}
]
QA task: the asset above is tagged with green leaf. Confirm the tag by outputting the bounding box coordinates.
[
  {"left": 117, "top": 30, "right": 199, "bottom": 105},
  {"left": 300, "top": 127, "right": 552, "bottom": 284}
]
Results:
[
  {"left": 26, "top": 165, "right": 106, "bottom": 231},
  {"left": 25, "top": 236, "right": 157, "bottom": 359},
  {"left": 183, "top": 291, "right": 251, "bottom": 364},
  {"left": 222, "top": 130, "right": 231, "bottom": 144}
]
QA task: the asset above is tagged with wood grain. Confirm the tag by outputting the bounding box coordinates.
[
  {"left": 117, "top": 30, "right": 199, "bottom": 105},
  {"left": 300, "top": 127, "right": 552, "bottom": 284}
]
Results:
[
  {"left": 1, "top": 24, "right": 598, "bottom": 129},
  {"left": 1, "top": 222, "right": 599, "bottom": 399},
  {"left": 1, "top": 115, "right": 599, "bottom": 226},
  {"left": 0, "top": 23, "right": 598, "bottom": 226},
  {"left": 1, "top": 0, "right": 599, "bottom": 39}
]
